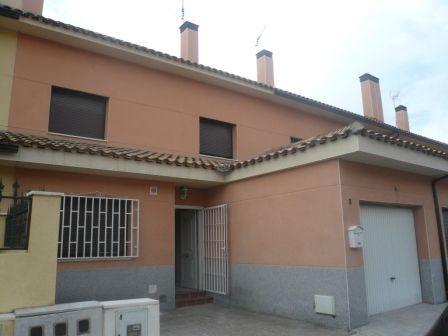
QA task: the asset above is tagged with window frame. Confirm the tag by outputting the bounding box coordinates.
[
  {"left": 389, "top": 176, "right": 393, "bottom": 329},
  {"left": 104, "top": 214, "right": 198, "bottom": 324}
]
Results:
[
  {"left": 290, "top": 136, "right": 302, "bottom": 143},
  {"left": 48, "top": 86, "right": 108, "bottom": 141},
  {"left": 57, "top": 195, "right": 139, "bottom": 261},
  {"left": 199, "top": 117, "right": 234, "bottom": 159}
]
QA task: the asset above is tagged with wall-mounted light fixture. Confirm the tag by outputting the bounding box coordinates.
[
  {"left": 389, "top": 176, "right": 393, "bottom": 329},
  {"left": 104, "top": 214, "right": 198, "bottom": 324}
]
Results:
[{"left": 179, "top": 186, "right": 189, "bottom": 200}]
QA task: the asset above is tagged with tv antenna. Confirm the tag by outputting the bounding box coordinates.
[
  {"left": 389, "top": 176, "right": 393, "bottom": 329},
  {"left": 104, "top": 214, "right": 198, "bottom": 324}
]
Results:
[
  {"left": 181, "top": 0, "right": 185, "bottom": 21},
  {"left": 390, "top": 91, "right": 400, "bottom": 108},
  {"left": 255, "top": 25, "right": 267, "bottom": 47}
]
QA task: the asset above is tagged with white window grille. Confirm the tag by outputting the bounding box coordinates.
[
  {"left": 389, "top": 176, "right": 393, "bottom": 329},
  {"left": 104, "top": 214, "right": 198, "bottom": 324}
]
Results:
[{"left": 57, "top": 195, "right": 139, "bottom": 260}]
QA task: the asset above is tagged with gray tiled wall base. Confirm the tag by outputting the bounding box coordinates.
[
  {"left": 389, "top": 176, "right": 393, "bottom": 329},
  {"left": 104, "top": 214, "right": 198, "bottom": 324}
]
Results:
[
  {"left": 419, "top": 259, "right": 447, "bottom": 304},
  {"left": 56, "top": 265, "right": 175, "bottom": 311},
  {"left": 212, "top": 264, "right": 350, "bottom": 329}
]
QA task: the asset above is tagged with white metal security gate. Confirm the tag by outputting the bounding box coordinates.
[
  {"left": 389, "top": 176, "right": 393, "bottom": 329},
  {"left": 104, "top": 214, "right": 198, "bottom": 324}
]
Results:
[
  {"left": 361, "top": 205, "right": 422, "bottom": 315},
  {"left": 199, "top": 204, "right": 229, "bottom": 295}
]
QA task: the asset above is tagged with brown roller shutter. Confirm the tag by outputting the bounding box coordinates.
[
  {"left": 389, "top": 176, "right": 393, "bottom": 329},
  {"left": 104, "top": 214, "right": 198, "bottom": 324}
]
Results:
[
  {"left": 200, "top": 118, "right": 233, "bottom": 159},
  {"left": 49, "top": 87, "right": 107, "bottom": 139}
]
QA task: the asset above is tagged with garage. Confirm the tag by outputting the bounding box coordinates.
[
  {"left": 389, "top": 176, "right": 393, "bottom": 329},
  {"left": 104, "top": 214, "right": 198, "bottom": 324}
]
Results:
[{"left": 360, "top": 205, "right": 422, "bottom": 315}]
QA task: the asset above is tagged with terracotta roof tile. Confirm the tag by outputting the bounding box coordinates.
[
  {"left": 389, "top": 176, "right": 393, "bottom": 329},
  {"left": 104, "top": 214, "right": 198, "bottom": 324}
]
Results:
[
  {"left": 0, "top": 124, "right": 447, "bottom": 175},
  {"left": 232, "top": 122, "right": 448, "bottom": 170},
  {"left": 0, "top": 131, "right": 234, "bottom": 171}
]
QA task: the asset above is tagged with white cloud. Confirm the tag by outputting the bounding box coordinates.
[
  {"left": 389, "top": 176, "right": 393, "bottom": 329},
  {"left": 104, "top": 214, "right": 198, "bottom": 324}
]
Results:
[{"left": 44, "top": 0, "right": 448, "bottom": 143}]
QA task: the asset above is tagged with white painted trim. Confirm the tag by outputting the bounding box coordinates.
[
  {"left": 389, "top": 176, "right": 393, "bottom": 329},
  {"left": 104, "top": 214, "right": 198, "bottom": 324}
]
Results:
[
  {"left": 0, "top": 313, "right": 15, "bottom": 321},
  {"left": 199, "top": 153, "right": 235, "bottom": 162},
  {"left": 57, "top": 257, "right": 136, "bottom": 263},
  {"left": 225, "top": 136, "right": 361, "bottom": 182},
  {"left": 47, "top": 131, "right": 107, "bottom": 142},
  {"left": 101, "top": 298, "right": 159, "bottom": 308},
  {"left": 354, "top": 136, "right": 448, "bottom": 176},
  {"left": 26, "top": 190, "right": 64, "bottom": 197},
  {"left": 175, "top": 205, "right": 204, "bottom": 210},
  {"left": 0, "top": 146, "right": 225, "bottom": 186}
]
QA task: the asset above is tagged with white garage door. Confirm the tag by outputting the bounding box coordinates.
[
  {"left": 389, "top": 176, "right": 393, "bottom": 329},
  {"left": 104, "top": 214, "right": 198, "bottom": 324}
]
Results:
[{"left": 360, "top": 205, "right": 422, "bottom": 315}]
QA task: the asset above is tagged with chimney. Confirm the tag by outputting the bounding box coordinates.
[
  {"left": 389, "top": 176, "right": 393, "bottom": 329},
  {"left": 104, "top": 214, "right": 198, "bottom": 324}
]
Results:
[
  {"left": 359, "top": 73, "right": 384, "bottom": 122},
  {"left": 256, "top": 49, "right": 274, "bottom": 86},
  {"left": 2, "top": 0, "right": 43, "bottom": 14},
  {"left": 179, "top": 21, "right": 199, "bottom": 63},
  {"left": 395, "top": 105, "right": 410, "bottom": 131}
]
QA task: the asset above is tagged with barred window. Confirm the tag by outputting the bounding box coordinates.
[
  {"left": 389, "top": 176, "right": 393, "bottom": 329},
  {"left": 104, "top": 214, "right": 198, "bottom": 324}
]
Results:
[{"left": 58, "top": 195, "right": 139, "bottom": 260}]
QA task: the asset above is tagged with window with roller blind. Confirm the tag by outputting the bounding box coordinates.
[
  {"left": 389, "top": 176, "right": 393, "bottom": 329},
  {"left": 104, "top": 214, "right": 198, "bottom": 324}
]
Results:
[
  {"left": 200, "top": 117, "right": 234, "bottom": 159},
  {"left": 48, "top": 87, "right": 107, "bottom": 140}
]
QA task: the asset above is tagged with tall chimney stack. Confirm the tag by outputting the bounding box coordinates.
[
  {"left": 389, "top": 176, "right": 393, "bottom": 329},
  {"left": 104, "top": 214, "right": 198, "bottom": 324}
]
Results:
[
  {"left": 395, "top": 105, "right": 410, "bottom": 131},
  {"left": 256, "top": 49, "right": 274, "bottom": 86},
  {"left": 179, "top": 21, "right": 199, "bottom": 63},
  {"left": 359, "top": 73, "right": 384, "bottom": 122}
]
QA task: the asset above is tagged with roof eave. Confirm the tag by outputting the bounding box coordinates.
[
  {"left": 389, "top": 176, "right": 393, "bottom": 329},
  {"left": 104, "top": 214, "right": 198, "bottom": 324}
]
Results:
[{"left": 0, "top": 8, "right": 446, "bottom": 151}]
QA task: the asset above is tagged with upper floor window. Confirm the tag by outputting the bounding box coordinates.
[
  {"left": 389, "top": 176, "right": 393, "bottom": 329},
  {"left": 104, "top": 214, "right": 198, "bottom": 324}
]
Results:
[
  {"left": 200, "top": 117, "right": 234, "bottom": 159},
  {"left": 290, "top": 136, "right": 302, "bottom": 143},
  {"left": 49, "top": 87, "right": 107, "bottom": 140}
]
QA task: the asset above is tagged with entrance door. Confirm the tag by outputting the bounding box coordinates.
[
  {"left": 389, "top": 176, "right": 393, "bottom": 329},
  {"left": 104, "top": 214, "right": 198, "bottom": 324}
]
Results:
[
  {"left": 176, "top": 210, "right": 198, "bottom": 289},
  {"left": 199, "top": 205, "right": 229, "bottom": 295},
  {"left": 361, "top": 205, "right": 422, "bottom": 315}
]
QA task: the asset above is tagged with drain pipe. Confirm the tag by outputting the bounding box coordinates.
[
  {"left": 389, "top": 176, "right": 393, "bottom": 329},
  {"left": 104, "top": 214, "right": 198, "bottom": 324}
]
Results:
[{"left": 432, "top": 175, "right": 448, "bottom": 297}]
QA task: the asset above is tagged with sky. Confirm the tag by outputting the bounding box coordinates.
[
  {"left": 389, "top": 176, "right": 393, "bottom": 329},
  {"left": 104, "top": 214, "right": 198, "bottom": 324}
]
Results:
[{"left": 43, "top": 0, "right": 448, "bottom": 143}]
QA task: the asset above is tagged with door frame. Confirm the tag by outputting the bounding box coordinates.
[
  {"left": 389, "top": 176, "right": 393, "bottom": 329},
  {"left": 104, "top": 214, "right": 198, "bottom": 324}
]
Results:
[
  {"left": 174, "top": 205, "right": 203, "bottom": 291},
  {"left": 174, "top": 204, "right": 230, "bottom": 295}
]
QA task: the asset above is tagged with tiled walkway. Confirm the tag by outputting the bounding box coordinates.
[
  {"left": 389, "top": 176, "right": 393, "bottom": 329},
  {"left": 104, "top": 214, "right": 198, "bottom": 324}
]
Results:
[
  {"left": 352, "top": 303, "right": 446, "bottom": 336},
  {"left": 160, "top": 303, "right": 446, "bottom": 336},
  {"left": 161, "top": 304, "right": 346, "bottom": 336}
]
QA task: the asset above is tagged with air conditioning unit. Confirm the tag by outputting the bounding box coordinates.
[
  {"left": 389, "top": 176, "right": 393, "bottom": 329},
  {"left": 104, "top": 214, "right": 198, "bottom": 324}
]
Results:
[
  {"left": 14, "top": 301, "right": 103, "bottom": 336},
  {"left": 102, "top": 298, "right": 159, "bottom": 336}
]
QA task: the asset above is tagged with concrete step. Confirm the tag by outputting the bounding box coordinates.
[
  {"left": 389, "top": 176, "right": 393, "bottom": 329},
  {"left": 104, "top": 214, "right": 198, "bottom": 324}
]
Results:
[
  {"left": 176, "top": 296, "right": 213, "bottom": 308},
  {"left": 175, "top": 290, "right": 213, "bottom": 308}
]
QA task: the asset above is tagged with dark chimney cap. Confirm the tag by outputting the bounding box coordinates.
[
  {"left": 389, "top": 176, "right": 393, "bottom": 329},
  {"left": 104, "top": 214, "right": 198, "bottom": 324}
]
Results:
[
  {"left": 256, "top": 49, "right": 273, "bottom": 59},
  {"left": 179, "top": 21, "right": 199, "bottom": 32},
  {"left": 395, "top": 105, "right": 407, "bottom": 112},
  {"left": 359, "top": 73, "right": 379, "bottom": 83}
]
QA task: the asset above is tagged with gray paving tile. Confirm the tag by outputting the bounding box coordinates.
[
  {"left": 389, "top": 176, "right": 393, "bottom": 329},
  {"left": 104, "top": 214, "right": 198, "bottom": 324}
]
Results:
[
  {"left": 161, "top": 304, "right": 347, "bottom": 336},
  {"left": 160, "top": 303, "right": 446, "bottom": 336},
  {"left": 352, "top": 303, "right": 447, "bottom": 336}
]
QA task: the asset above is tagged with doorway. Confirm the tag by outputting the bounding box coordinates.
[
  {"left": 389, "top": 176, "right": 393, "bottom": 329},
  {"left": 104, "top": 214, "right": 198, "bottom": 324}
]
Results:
[
  {"left": 175, "top": 209, "right": 199, "bottom": 290},
  {"left": 175, "top": 204, "right": 229, "bottom": 296}
]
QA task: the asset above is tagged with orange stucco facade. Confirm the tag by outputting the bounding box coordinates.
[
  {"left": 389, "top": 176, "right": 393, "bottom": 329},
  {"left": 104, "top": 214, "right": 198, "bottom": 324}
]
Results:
[
  {"left": 8, "top": 34, "right": 342, "bottom": 160},
  {"left": 15, "top": 167, "right": 175, "bottom": 270},
  {"left": 204, "top": 160, "right": 346, "bottom": 267},
  {"left": 340, "top": 161, "right": 444, "bottom": 267},
  {"left": 1, "top": 22, "right": 447, "bottom": 329}
]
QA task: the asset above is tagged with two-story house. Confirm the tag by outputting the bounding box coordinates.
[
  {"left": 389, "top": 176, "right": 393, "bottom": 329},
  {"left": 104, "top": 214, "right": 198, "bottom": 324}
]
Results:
[{"left": 0, "top": 0, "right": 447, "bottom": 330}]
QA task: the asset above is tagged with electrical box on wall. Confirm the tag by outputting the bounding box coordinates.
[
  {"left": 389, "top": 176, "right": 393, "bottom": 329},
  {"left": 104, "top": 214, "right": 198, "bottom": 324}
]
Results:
[
  {"left": 103, "top": 298, "right": 159, "bottom": 336},
  {"left": 347, "top": 225, "right": 364, "bottom": 248}
]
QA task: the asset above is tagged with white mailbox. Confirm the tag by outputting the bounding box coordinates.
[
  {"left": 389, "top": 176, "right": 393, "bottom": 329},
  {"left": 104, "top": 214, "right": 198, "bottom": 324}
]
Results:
[
  {"left": 347, "top": 225, "right": 364, "bottom": 248},
  {"left": 102, "top": 298, "right": 159, "bottom": 336}
]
